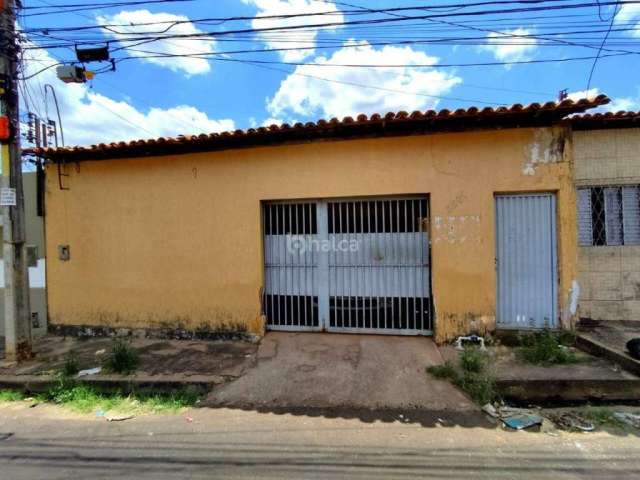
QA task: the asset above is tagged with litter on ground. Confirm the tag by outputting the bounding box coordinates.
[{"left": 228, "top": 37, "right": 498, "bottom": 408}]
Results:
[
  {"left": 77, "top": 367, "right": 102, "bottom": 377},
  {"left": 482, "top": 403, "right": 543, "bottom": 430},
  {"left": 106, "top": 415, "right": 134, "bottom": 422},
  {"left": 614, "top": 412, "right": 640, "bottom": 428},
  {"left": 548, "top": 412, "right": 595, "bottom": 432}
]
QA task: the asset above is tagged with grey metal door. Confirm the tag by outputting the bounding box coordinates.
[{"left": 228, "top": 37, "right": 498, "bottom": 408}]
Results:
[
  {"left": 495, "top": 194, "right": 558, "bottom": 329},
  {"left": 263, "top": 197, "right": 432, "bottom": 335}
]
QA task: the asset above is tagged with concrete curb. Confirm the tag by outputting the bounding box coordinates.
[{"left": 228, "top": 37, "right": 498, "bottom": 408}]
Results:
[
  {"left": 0, "top": 375, "right": 229, "bottom": 395},
  {"left": 496, "top": 378, "right": 640, "bottom": 404},
  {"left": 576, "top": 333, "right": 640, "bottom": 376}
]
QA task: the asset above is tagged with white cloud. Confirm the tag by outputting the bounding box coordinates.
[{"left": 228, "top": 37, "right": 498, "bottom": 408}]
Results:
[
  {"left": 241, "top": 0, "right": 344, "bottom": 61},
  {"left": 96, "top": 10, "right": 214, "bottom": 76},
  {"left": 567, "top": 88, "right": 640, "bottom": 112},
  {"left": 478, "top": 28, "right": 538, "bottom": 66},
  {"left": 566, "top": 89, "right": 600, "bottom": 102},
  {"left": 267, "top": 41, "right": 461, "bottom": 120},
  {"left": 608, "top": 96, "right": 640, "bottom": 111},
  {"left": 22, "top": 41, "right": 234, "bottom": 146},
  {"left": 617, "top": 4, "right": 640, "bottom": 37}
]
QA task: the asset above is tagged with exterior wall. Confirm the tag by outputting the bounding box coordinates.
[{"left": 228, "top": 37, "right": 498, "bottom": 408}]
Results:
[
  {"left": 44, "top": 127, "right": 578, "bottom": 342},
  {"left": 0, "top": 171, "right": 48, "bottom": 337},
  {"left": 574, "top": 128, "right": 640, "bottom": 322}
]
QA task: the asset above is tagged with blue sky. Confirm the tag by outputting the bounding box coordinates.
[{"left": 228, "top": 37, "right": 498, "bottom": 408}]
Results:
[{"left": 18, "top": 0, "right": 640, "bottom": 146}]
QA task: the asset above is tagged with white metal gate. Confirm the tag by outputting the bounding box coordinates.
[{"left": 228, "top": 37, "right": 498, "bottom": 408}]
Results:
[{"left": 263, "top": 197, "right": 432, "bottom": 335}]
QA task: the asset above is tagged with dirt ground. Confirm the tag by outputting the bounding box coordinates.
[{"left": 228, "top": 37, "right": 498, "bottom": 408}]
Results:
[
  {"left": 2, "top": 401, "right": 640, "bottom": 479},
  {"left": 0, "top": 335, "right": 257, "bottom": 378}
]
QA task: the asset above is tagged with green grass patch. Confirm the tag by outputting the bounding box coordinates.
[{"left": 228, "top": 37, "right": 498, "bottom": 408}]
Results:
[
  {"left": 103, "top": 339, "right": 140, "bottom": 374},
  {"left": 426, "top": 361, "right": 457, "bottom": 380},
  {"left": 518, "top": 330, "right": 579, "bottom": 365},
  {"left": 0, "top": 389, "right": 26, "bottom": 402},
  {"left": 460, "top": 346, "right": 487, "bottom": 374},
  {"left": 580, "top": 407, "right": 627, "bottom": 429},
  {"left": 62, "top": 352, "right": 80, "bottom": 377},
  {"left": 39, "top": 382, "right": 199, "bottom": 415},
  {"left": 426, "top": 347, "right": 497, "bottom": 405}
]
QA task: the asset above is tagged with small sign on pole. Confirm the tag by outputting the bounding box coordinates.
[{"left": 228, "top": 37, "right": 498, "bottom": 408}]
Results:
[{"left": 0, "top": 187, "right": 16, "bottom": 206}]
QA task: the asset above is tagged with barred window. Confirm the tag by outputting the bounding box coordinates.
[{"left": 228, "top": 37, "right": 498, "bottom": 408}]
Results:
[{"left": 578, "top": 186, "right": 640, "bottom": 246}]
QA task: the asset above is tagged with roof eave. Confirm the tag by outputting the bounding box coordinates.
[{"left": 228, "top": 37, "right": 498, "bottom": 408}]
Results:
[{"left": 29, "top": 95, "right": 610, "bottom": 163}]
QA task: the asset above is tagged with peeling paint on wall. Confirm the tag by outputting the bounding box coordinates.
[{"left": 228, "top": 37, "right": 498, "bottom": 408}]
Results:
[
  {"left": 435, "top": 312, "right": 496, "bottom": 343},
  {"left": 569, "top": 280, "right": 580, "bottom": 316},
  {"left": 523, "top": 127, "right": 567, "bottom": 176},
  {"left": 433, "top": 215, "right": 481, "bottom": 244}
]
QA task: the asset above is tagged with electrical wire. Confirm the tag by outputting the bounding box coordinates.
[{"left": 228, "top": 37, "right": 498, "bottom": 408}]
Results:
[{"left": 586, "top": 0, "right": 622, "bottom": 90}]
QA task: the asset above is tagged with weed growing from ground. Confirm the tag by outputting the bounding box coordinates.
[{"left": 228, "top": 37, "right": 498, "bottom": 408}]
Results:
[
  {"left": 426, "top": 362, "right": 457, "bottom": 380},
  {"left": 6, "top": 380, "right": 200, "bottom": 415},
  {"left": 62, "top": 352, "right": 80, "bottom": 377},
  {"left": 459, "top": 347, "right": 487, "bottom": 374},
  {"left": 426, "top": 346, "right": 496, "bottom": 405},
  {"left": 581, "top": 407, "right": 627, "bottom": 429},
  {"left": 519, "top": 330, "right": 578, "bottom": 365},
  {"left": 103, "top": 339, "right": 139, "bottom": 374},
  {"left": 0, "top": 390, "right": 25, "bottom": 402},
  {"left": 46, "top": 386, "right": 199, "bottom": 414}
]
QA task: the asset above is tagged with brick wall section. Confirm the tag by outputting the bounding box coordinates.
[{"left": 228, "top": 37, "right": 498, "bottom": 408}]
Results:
[{"left": 574, "top": 128, "right": 640, "bottom": 321}]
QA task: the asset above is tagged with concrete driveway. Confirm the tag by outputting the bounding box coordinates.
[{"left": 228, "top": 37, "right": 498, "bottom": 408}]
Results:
[{"left": 205, "top": 332, "right": 475, "bottom": 411}]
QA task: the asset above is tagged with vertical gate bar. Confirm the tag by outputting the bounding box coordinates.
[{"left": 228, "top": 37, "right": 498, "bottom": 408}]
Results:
[
  {"left": 404, "top": 199, "right": 409, "bottom": 329},
  {"left": 417, "top": 200, "right": 422, "bottom": 331},
  {"left": 347, "top": 202, "right": 360, "bottom": 328},
  {"left": 368, "top": 201, "right": 373, "bottom": 328},
  {"left": 275, "top": 204, "right": 281, "bottom": 326},
  {"left": 284, "top": 204, "right": 289, "bottom": 326},
  {"left": 360, "top": 200, "right": 365, "bottom": 329},
  {"left": 336, "top": 202, "right": 342, "bottom": 328},
  {"left": 289, "top": 203, "right": 294, "bottom": 326},
  {"left": 420, "top": 199, "right": 425, "bottom": 331},
  {"left": 336, "top": 202, "right": 340, "bottom": 327},
  {"left": 317, "top": 201, "right": 329, "bottom": 330},
  {"left": 267, "top": 204, "right": 278, "bottom": 324},
  {"left": 395, "top": 199, "right": 400, "bottom": 326},
  {"left": 383, "top": 201, "right": 388, "bottom": 330},
  {"left": 364, "top": 200, "right": 369, "bottom": 329},
  {"left": 398, "top": 200, "right": 409, "bottom": 328},
  {"left": 330, "top": 202, "right": 335, "bottom": 328},
  {"left": 312, "top": 203, "right": 317, "bottom": 327},
  {"left": 302, "top": 203, "right": 307, "bottom": 327},
  {"left": 390, "top": 201, "right": 395, "bottom": 325},
  {"left": 374, "top": 201, "right": 379, "bottom": 329},
  {"left": 411, "top": 199, "right": 416, "bottom": 330},
  {"left": 295, "top": 203, "right": 300, "bottom": 327}
]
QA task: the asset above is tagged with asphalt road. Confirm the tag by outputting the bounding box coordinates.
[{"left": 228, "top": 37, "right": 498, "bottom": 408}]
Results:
[{"left": 1, "top": 403, "right": 640, "bottom": 479}]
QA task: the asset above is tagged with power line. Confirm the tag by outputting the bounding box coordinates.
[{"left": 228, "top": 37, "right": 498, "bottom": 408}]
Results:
[
  {"left": 21, "top": 0, "right": 195, "bottom": 17},
  {"left": 114, "top": 49, "right": 635, "bottom": 68},
  {"left": 18, "top": 0, "right": 578, "bottom": 29},
  {"left": 19, "top": 0, "right": 640, "bottom": 36},
  {"left": 586, "top": 0, "right": 622, "bottom": 90}
]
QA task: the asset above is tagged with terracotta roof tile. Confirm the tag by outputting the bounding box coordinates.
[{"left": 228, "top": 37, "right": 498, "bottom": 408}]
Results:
[
  {"left": 571, "top": 110, "right": 640, "bottom": 130},
  {"left": 30, "top": 95, "right": 610, "bottom": 162}
]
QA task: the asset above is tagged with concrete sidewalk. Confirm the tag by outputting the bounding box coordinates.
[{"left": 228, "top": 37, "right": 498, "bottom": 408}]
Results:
[
  {"left": 205, "top": 332, "right": 475, "bottom": 411},
  {"left": 0, "top": 335, "right": 258, "bottom": 393}
]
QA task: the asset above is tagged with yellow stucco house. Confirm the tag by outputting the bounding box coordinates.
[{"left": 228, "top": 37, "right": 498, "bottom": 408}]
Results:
[{"left": 34, "top": 95, "right": 610, "bottom": 343}]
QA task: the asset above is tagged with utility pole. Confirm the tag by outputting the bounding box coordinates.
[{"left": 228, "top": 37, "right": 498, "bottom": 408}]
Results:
[{"left": 1, "top": 0, "right": 31, "bottom": 362}]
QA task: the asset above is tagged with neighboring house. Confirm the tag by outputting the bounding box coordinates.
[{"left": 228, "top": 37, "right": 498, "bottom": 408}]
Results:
[
  {"left": 573, "top": 112, "right": 640, "bottom": 323},
  {"left": 0, "top": 171, "right": 47, "bottom": 338},
  {"left": 34, "top": 96, "right": 607, "bottom": 343}
]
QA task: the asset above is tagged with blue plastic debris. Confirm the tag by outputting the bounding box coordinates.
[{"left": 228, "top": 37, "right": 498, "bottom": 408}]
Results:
[{"left": 503, "top": 414, "right": 543, "bottom": 430}]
